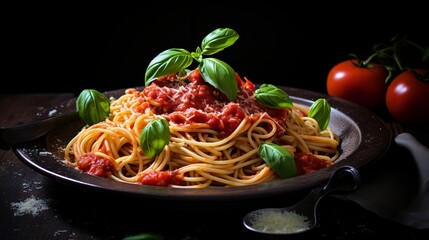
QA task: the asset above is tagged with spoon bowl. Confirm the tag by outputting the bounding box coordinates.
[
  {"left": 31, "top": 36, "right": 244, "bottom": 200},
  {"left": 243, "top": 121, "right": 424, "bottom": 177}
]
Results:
[{"left": 243, "top": 165, "right": 361, "bottom": 235}]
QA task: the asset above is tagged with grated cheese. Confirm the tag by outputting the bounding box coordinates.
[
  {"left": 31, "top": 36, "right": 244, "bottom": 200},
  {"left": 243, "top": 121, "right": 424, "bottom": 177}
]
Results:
[
  {"left": 48, "top": 109, "right": 58, "bottom": 117},
  {"left": 11, "top": 196, "right": 49, "bottom": 216},
  {"left": 39, "top": 151, "right": 52, "bottom": 156},
  {"left": 250, "top": 209, "right": 311, "bottom": 233}
]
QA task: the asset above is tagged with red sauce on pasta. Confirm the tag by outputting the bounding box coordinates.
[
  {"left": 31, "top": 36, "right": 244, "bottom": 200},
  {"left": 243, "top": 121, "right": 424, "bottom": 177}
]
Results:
[
  {"left": 77, "top": 153, "right": 114, "bottom": 178},
  {"left": 77, "top": 153, "right": 184, "bottom": 186},
  {"left": 137, "top": 170, "right": 184, "bottom": 186},
  {"left": 139, "top": 69, "right": 289, "bottom": 136},
  {"left": 294, "top": 152, "right": 333, "bottom": 175}
]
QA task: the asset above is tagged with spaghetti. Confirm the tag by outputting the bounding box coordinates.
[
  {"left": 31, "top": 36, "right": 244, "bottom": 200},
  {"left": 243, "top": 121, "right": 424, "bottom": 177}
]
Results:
[{"left": 64, "top": 69, "right": 340, "bottom": 188}]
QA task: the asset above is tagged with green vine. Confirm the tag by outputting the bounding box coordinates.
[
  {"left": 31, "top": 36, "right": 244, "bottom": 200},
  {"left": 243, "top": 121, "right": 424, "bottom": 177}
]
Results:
[{"left": 349, "top": 34, "right": 429, "bottom": 83}]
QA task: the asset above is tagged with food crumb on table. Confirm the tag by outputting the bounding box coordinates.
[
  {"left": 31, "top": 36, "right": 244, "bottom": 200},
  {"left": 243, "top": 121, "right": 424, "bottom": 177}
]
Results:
[{"left": 11, "top": 195, "right": 49, "bottom": 216}]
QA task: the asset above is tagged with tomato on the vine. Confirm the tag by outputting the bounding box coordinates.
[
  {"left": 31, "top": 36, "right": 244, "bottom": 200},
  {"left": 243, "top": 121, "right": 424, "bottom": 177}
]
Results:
[
  {"left": 327, "top": 59, "right": 388, "bottom": 109},
  {"left": 385, "top": 69, "right": 429, "bottom": 124}
]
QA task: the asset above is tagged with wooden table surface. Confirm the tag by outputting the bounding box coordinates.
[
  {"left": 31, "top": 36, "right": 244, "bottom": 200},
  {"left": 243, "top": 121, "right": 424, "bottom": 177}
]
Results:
[{"left": 0, "top": 93, "right": 427, "bottom": 240}]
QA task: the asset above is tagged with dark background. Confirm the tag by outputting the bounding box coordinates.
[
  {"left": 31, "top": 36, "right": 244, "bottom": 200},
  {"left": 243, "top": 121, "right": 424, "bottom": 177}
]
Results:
[{"left": 4, "top": 3, "right": 427, "bottom": 96}]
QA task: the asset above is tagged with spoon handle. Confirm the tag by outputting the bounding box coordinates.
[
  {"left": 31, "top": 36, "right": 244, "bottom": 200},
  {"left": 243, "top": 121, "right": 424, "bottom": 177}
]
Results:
[
  {"left": 0, "top": 112, "right": 80, "bottom": 145},
  {"left": 288, "top": 166, "right": 361, "bottom": 217},
  {"left": 322, "top": 166, "right": 361, "bottom": 194}
]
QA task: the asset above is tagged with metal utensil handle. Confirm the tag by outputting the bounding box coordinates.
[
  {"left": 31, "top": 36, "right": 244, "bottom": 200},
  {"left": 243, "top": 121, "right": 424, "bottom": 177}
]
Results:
[{"left": 322, "top": 166, "right": 361, "bottom": 194}]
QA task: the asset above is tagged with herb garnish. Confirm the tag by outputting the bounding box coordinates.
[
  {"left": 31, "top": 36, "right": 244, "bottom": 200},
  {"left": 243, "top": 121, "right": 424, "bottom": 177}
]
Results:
[
  {"left": 76, "top": 89, "right": 110, "bottom": 125},
  {"left": 144, "top": 28, "right": 239, "bottom": 101},
  {"left": 254, "top": 84, "right": 293, "bottom": 108},
  {"left": 308, "top": 98, "right": 331, "bottom": 131},
  {"left": 140, "top": 119, "right": 170, "bottom": 158},
  {"left": 258, "top": 142, "right": 297, "bottom": 178}
]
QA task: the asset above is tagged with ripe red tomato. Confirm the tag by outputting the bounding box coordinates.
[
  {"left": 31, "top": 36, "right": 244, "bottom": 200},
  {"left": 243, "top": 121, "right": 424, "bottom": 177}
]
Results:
[
  {"left": 327, "top": 59, "right": 388, "bottom": 109},
  {"left": 385, "top": 69, "right": 429, "bottom": 124}
]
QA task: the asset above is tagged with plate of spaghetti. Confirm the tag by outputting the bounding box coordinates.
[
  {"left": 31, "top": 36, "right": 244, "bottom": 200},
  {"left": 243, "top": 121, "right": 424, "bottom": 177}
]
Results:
[{"left": 13, "top": 69, "right": 391, "bottom": 203}]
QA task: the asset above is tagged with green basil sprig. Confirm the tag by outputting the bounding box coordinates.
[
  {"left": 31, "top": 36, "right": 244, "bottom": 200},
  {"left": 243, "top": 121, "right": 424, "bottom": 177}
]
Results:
[
  {"left": 201, "top": 28, "right": 239, "bottom": 55},
  {"left": 308, "top": 98, "right": 331, "bottom": 131},
  {"left": 254, "top": 84, "right": 294, "bottom": 108},
  {"left": 144, "top": 48, "right": 193, "bottom": 86},
  {"left": 144, "top": 28, "right": 239, "bottom": 101},
  {"left": 199, "top": 58, "right": 237, "bottom": 102},
  {"left": 76, "top": 89, "right": 110, "bottom": 125},
  {"left": 258, "top": 142, "right": 297, "bottom": 178},
  {"left": 140, "top": 119, "right": 170, "bottom": 158}
]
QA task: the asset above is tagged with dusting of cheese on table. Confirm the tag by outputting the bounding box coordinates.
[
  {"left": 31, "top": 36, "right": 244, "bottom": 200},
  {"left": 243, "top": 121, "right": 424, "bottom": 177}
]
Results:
[{"left": 11, "top": 195, "right": 49, "bottom": 216}]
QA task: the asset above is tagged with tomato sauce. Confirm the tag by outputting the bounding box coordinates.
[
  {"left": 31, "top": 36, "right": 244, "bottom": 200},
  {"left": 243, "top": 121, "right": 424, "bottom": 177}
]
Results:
[
  {"left": 294, "top": 152, "right": 333, "bottom": 175},
  {"left": 139, "top": 69, "right": 288, "bottom": 136},
  {"left": 137, "top": 170, "right": 184, "bottom": 186},
  {"left": 77, "top": 153, "right": 114, "bottom": 178}
]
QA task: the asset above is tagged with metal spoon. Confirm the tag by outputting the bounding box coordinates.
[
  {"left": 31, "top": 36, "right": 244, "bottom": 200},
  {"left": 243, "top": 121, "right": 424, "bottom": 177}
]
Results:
[{"left": 243, "top": 165, "right": 361, "bottom": 235}]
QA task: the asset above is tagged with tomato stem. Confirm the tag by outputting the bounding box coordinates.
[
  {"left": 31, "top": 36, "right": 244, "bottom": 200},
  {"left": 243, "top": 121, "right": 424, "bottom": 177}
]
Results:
[
  {"left": 349, "top": 34, "right": 428, "bottom": 84},
  {"left": 412, "top": 69, "right": 429, "bottom": 83},
  {"left": 348, "top": 53, "right": 377, "bottom": 67}
]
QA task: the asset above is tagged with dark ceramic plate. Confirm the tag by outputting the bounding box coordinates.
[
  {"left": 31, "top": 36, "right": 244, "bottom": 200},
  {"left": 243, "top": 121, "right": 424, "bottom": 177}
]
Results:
[{"left": 13, "top": 86, "right": 391, "bottom": 203}]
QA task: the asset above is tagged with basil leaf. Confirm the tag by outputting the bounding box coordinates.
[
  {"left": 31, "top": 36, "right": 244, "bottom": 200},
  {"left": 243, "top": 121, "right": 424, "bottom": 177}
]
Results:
[
  {"left": 254, "top": 84, "right": 293, "bottom": 108},
  {"left": 144, "top": 48, "right": 193, "bottom": 86},
  {"left": 258, "top": 142, "right": 297, "bottom": 178},
  {"left": 308, "top": 98, "right": 331, "bottom": 131},
  {"left": 122, "top": 232, "right": 164, "bottom": 240},
  {"left": 140, "top": 119, "right": 170, "bottom": 158},
  {"left": 198, "top": 58, "right": 237, "bottom": 101},
  {"left": 201, "top": 28, "right": 239, "bottom": 55},
  {"left": 76, "top": 89, "right": 110, "bottom": 125}
]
